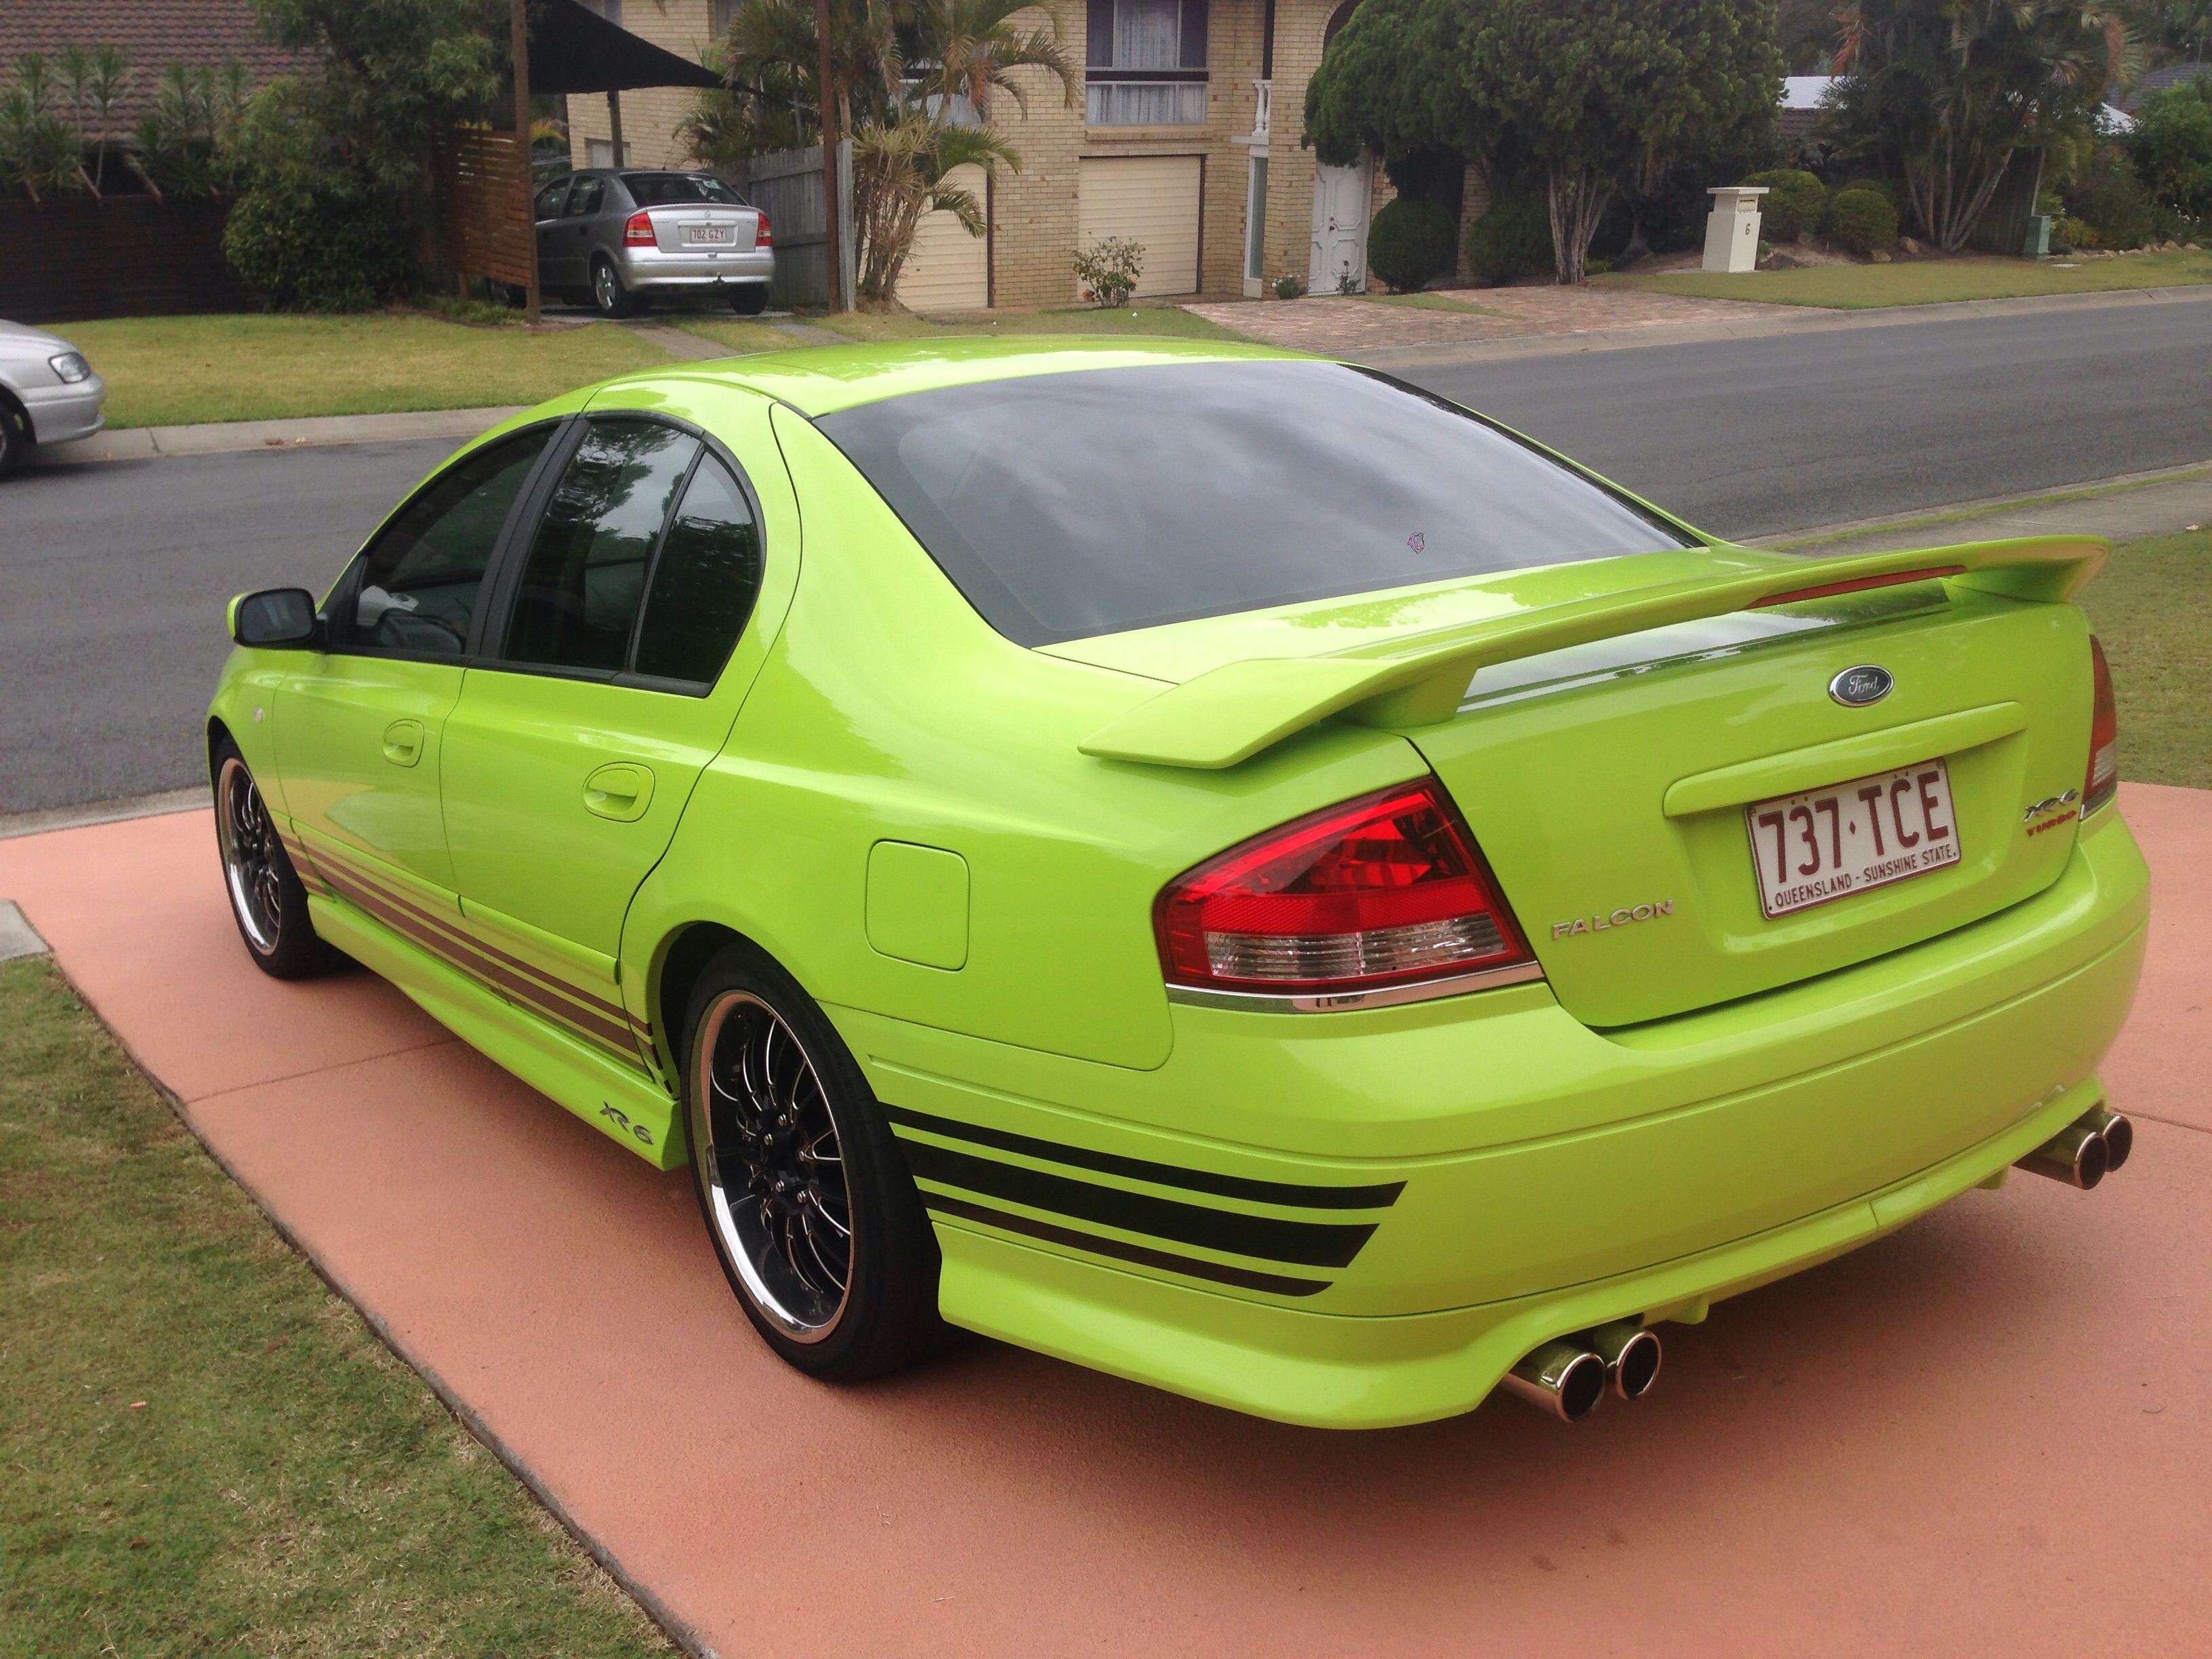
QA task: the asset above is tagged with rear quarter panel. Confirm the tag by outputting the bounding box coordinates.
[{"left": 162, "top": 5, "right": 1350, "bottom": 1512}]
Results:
[{"left": 622, "top": 408, "right": 1430, "bottom": 1071}]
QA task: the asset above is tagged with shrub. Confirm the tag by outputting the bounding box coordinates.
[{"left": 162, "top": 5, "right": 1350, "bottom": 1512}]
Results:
[
  {"left": 1072, "top": 236, "right": 1143, "bottom": 307},
  {"left": 2129, "top": 78, "right": 2212, "bottom": 221},
  {"left": 2064, "top": 145, "right": 2157, "bottom": 249},
  {"left": 1744, "top": 168, "right": 1827, "bottom": 239},
  {"left": 1832, "top": 176, "right": 1900, "bottom": 211},
  {"left": 2050, "top": 214, "right": 2100, "bottom": 251},
  {"left": 224, "top": 173, "right": 410, "bottom": 310},
  {"left": 1273, "top": 272, "right": 1307, "bottom": 299},
  {"left": 1365, "top": 195, "right": 1456, "bottom": 292},
  {"left": 1826, "top": 187, "right": 1900, "bottom": 255},
  {"left": 1462, "top": 198, "right": 1552, "bottom": 284}
]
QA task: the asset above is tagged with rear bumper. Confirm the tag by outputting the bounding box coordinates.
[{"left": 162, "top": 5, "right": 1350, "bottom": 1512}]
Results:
[
  {"left": 17, "top": 373, "right": 106, "bottom": 445},
  {"left": 616, "top": 246, "right": 773, "bottom": 289},
  {"left": 836, "top": 809, "right": 2150, "bottom": 1427}
]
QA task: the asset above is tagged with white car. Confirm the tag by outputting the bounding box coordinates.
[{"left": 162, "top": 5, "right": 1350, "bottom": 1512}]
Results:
[{"left": 0, "top": 319, "right": 106, "bottom": 478}]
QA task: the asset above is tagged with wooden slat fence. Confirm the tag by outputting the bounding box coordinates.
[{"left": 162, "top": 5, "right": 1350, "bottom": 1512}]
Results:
[
  {"left": 436, "top": 129, "right": 535, "bottom": 289},
  {"left": 0, "top": 197, "right": 251, "bottom": 323}
]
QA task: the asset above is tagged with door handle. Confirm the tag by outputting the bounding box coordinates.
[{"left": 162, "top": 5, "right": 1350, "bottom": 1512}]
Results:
[
  {"left": 382, "top": 718, "right": 426, "bottom": 767},
  {"left": 583, "top": 762, "right": 655, "bottom": 822}
]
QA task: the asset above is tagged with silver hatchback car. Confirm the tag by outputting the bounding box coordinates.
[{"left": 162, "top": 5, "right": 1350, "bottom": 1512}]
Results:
[
  {"left": 0, "top": 319, "right": 105, "bottom": 478},
  {"left": 534, "top": 169, "right": 774, "bottom": 319}
]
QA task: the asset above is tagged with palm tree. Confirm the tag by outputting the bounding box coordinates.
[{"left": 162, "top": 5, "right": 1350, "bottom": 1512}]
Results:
[
  {"left": 904, "top": 0, "right": 1078, "bottom": 121},
  {"left": 701, "top": 0, "right": 1076, "bottom": 305},
  {"left": 1825, "top": 0, "right": 2130, "bottom": 248}
]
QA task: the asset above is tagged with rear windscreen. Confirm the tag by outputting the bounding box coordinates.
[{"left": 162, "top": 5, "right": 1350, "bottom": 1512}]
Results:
[
  {"left": 814, "top": 360, "right": 1696, "bottom": 646},
  {"left": 623, "top": 172, "right": 743, "bottom": 206}
]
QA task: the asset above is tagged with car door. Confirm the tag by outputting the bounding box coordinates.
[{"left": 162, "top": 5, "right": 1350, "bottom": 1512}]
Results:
[
  {"left": 557, "top": 174, "right": 607, "bottom": 291},
  {"left": 533, "top": 174, "right": 574, "bottom": 287},
  {"left": 438, "top": 407, "right": 777, "bottom": 1072},
  {"left": 274, "top": 425, "right": 558, "bottom": 926}
]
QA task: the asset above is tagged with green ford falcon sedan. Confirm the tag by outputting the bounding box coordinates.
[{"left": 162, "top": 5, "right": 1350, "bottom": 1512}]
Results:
[{"left": 208, "top": 340, "right": 2146, "bottom": 1427}]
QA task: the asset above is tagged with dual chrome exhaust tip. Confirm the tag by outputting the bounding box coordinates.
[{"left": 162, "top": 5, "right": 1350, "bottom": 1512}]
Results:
[
  {"left": 2017, "top": 1103, "right": 2133, "bottom": 1190},
  {"left": 1501, "top": 1320, "right": 1662, "bottom": 1422},
  {"left": 1504, "top": 1101, "right": 2137, "bottom": 1423}
]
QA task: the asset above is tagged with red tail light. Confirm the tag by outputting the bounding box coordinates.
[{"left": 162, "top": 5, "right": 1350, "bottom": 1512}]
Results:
[
  {"left": 754, "top": 209, "right": 772, "bottom": 247},
  {"left": 1155, "top": 781, "right": 1532, "bottom": 996},
  {"left": 2083, "top": 634, "right": 2118, "bottom": 815},
  {"left": 623, "top": 209, "right": 655, "bottom": 247}
]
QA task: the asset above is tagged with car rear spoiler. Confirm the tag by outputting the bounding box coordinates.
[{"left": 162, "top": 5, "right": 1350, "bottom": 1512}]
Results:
[{"left": 1078, "top": 535, "right": 2108, "bottom": 771}]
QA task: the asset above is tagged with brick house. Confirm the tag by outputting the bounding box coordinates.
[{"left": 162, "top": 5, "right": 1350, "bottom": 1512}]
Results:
[{"left": 566, "top": 0, "right": 1483, "bottom": 308}]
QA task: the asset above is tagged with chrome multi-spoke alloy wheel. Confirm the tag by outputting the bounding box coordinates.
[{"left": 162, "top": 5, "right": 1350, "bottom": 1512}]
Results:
[
  {"left": 216, "top": 755, "right": 285, "bottom": 956},
  {"left": 694, "top": 990, "right": 853, "bottom": 1339}
]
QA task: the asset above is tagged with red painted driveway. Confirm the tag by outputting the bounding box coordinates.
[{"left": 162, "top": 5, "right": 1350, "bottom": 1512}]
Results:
[{"left": 4, "top": 783, "right": 2207, "bottom": 1657}]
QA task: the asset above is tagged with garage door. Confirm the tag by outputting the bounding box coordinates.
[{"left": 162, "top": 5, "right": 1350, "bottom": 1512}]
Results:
[
  {"left": 895, "top": 165, "right": 990, "bottom": 312},
  {"left": 1076, "top": 156, "right": 1202, "bottom": 300}
]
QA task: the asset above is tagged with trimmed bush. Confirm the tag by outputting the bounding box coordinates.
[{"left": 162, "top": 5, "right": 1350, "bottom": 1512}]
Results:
[
  {"left": 224, "top": 175, "right": 411, "bottom": 311},
  {"left": 1827, "top": 187, "right": 1900, "bottom": 255},
  {"left": 1463, "top": 198, "right": 1553, "bottom": 284},
  {"left": 1273, "top": 273, "right": 1307, "bottom": 299},
  {"left": 1833, "top": 176, "right": 1901, "bottom": 211},
  {"left": 1366, "top": 196, "right": 1457, "bottom": 292},
  {"left": 1744, "top": 168, "right": 1828, "bottom": 239}
]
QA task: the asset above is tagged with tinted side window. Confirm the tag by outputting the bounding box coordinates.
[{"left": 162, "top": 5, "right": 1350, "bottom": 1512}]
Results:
[
  {"left": 565, "top": 177, "right": 605, "bottom": 217},
  {"left": 633, "top": 456, "right": 762, "bottom": 684},
  {"left": 502, "top": 419, "right": 699, "bottom": 674},
  {"left": 533, "top": 177, "right": 571, "bottom": 218},
  {"left": 346, "top": 430, "right": 552, "bottom": 656}
]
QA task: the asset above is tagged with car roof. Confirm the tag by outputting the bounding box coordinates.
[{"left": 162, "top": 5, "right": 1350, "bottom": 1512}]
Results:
[{"left": 600, "top": 336, "right": 1315, "bottom": 418}]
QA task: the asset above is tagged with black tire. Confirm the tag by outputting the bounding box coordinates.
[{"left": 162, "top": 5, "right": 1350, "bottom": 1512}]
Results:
[
  {"left": 213, "top": 740, "right": 340, "bottom": 980},
  {"left": 726, "top": 284, "right": 769, "bottom": 316},
  {"left": 682, "top": 941, "right": 947, "bottom": 1381},
  {"left": 592, "top": 255, "right": 640, "bottom": 319},
  {"left": 0, "top": 400, "right": 25, "bottom": 480}
]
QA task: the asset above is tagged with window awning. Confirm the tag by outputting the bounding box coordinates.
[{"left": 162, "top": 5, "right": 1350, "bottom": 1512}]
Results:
[{"left": 530, "top": 0, "right": 724, "bottom": 94}]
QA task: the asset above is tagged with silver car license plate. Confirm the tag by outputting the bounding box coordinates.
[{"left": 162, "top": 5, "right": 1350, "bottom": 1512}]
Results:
[{"left": 684, "top": 225, "right": 734, "bottom": 245}]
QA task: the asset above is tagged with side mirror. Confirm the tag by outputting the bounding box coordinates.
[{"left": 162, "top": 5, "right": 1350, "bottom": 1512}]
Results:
[{"left": 229, "top": 588, "right": 321, "bottom": 649}]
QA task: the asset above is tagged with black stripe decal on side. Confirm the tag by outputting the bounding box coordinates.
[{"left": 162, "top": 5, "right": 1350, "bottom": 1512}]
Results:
[
  {"left": 320, "top": 868, "right": 644, "bottom": 1065},
  {"left": 922, "top": 1191, "right": 1330, "bottom": 1298},
  {"left": 901, "top": 1139, "right": 1376, "bottom": 1269},
  {"left": 885, "top": 1103, "right": 1404, "bottom": 1211},
  {"left": 312, "top": 840, "right": 633, "bottom": 1026}
]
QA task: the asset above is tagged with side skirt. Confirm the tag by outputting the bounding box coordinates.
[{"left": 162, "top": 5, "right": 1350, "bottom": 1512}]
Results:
[{"left": 308, "top": 892, "right": 688, "bottom": 1170}]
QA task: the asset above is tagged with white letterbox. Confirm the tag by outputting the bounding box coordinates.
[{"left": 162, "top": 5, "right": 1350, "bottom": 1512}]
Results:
[{"left": 1704, "top": 186, "right": 1768, "bottom": 274}]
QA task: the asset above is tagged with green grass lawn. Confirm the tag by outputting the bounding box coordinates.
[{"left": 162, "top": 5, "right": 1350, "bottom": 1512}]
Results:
[
  {"left": 0, "top": 956, "right": 672, "bottom": 1656},
  {"left": 1606, "top": 247, "right": 2212, "bottom": 308},
  {"left": 61, "top": 313, "right": 674, "bottom": 429},
  {"left": 2081, "top": 527, "right": 2212, "bottom": 791},
  {"left": 679, "top": 302, "right": 1252, "bottom": 353}
]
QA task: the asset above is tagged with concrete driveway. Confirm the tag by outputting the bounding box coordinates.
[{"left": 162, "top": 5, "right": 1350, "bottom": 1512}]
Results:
[{"left": 2, "top": 784, "right": 2206, "bottom": 1656}]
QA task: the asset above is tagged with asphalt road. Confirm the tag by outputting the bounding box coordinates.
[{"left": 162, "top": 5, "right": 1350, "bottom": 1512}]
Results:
[
  {"left": 3, "top": 293, "right": 2208, "bottom": 816},
  {"left": 1, "top": 439, "right": 455, "bottom": 815},
  {"left": 1399, "top": 292, "right": 2212, "bottom": 537}
]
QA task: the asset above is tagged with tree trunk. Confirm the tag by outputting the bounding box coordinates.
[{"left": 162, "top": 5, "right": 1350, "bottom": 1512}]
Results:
[{"left": 1547, "top": 161, "right": 1610, "bottom": 284}]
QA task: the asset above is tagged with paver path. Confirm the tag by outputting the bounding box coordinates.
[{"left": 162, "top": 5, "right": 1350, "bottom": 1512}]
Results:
[
  {"left": 3, "top": 786, "right": 2207, "bottom": 1657},
  {"left": 1187, "top": 284, "right": 1803, "bottom": 354}
]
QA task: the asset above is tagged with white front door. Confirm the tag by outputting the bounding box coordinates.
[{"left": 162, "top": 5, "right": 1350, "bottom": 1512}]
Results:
[{"left": 1309, "top": 158, "right": 1372, "bottom": 293}]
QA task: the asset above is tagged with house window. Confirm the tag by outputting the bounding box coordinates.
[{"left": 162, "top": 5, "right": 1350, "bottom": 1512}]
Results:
[
  {"left": 1086, "top": 0, "right": 1208, "bottom": 126},
  {"left": 586, "top": 138, "right": 617, "bottom": 168},
  {"left": 581, "top": 0, "right": 624, "bottom": 24},
  {"left": 710, "top": 0, "right": 739, "bottom": 37}
]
